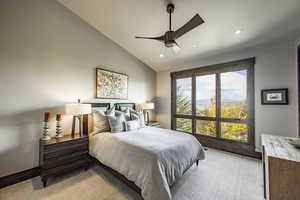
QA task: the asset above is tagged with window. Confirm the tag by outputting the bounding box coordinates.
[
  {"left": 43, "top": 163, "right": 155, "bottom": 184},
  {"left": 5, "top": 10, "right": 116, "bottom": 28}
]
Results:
[
  {"left": 176, "top": 77, "right": 192, "bottom": 115},
  {"left": 176, "top": 118, "right": 192, "bottom": 133},
  {"left": 171, "top": 58, "right": 255, "bottom": 155},
  {"left": 196, "top": 74, "right": 216, "bottom": 117}
]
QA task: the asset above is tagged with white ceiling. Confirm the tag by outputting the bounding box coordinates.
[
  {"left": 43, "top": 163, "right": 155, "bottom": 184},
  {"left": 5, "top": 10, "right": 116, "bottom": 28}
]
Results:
[{"left": 58, "top": 0, "right": 300, "bottom": 71}]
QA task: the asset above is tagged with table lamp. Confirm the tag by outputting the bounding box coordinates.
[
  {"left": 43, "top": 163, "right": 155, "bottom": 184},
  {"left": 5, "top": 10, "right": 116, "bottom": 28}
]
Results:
[
  {"left": 140, "top": 102, "right": 154, "bottom": 124},
  {"left": 65, "top": 100, "right": 91, "bottom": 136}
]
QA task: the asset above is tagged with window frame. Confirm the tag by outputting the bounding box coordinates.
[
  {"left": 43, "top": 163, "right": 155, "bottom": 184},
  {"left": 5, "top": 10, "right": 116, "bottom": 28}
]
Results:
[{"left": 171, "top": 58, "right": 256, "bottom": 157}]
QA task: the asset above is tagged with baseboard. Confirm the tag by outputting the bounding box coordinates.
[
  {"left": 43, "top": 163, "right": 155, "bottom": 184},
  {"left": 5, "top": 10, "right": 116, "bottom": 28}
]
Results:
[
  {"left": 222, "top": 148, "right": 262, "bottom": 160},
  {"left": 194, "top": 134, "right": 262, "bottom": 159},
  {"left": 205, "top": 145, "right": 262, "bottom": 160},
  {"left": 0, "top": 167, "right": 40, "bottom": 189}
]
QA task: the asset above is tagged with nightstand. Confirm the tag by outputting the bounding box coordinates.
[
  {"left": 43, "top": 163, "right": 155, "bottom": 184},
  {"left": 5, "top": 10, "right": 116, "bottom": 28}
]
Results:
[
  {"left": 146, "top": 121, "right": 160, "bottom": 128},
  {"left": 39, "top": 135, "right": 89, "bottom": 187}
]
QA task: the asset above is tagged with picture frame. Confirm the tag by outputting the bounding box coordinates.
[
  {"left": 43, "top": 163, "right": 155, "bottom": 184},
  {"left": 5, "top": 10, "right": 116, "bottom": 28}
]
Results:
[
  {"left": 96, "top": 68, "right": 128, "bottom": 99},
  {"left": 261, "top": 88, "right": 288, "bottom": 105}
]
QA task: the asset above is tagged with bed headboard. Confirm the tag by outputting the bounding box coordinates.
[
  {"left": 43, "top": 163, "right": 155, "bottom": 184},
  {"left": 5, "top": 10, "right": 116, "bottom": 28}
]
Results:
[
  {"left": 115, "top": 103, "right": 136, "bottom": 111},
  {"left": 83, "top": 103, "right": 110, "bottom": 136}
]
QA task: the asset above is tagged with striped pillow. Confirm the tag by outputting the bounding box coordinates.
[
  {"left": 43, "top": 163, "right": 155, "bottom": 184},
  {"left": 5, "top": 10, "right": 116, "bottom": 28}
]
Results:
[{"left": 93, "top": 107, "right": 115, "bottom": 133}]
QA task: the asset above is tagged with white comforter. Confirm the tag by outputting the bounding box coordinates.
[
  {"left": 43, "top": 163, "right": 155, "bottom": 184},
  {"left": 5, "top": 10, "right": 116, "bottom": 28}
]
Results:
[{"left": 89, "top": 127, "right": 205, "bottom": 200}]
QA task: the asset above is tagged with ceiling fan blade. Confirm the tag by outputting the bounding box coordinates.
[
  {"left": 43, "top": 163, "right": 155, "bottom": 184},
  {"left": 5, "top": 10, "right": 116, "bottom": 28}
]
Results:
[
  {"left": 172, "top": 42, "right": 181, "bottom": 54},
  {"left": 135, "top": 35, "right": 164, "bottom": 42},
  {"left": 174, "top": 14, "right": 204, "bottom": 39}
]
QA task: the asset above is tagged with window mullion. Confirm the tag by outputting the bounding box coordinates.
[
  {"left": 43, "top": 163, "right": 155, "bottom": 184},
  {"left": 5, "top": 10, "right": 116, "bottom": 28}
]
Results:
[
  {"left": 192, "top": 73, "right": 196, "bottom": 135},
  {"left": 171, "top": 77, "right": 176, "bottom": 130},
  {"left": 216, "top": 73, "right": 221, "bottom": 138}
]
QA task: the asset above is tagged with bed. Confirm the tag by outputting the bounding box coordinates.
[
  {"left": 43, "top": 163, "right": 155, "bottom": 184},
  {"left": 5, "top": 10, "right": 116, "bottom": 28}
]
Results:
[{"left": 83, "top": 103, "right": 205, "bottom": 200}]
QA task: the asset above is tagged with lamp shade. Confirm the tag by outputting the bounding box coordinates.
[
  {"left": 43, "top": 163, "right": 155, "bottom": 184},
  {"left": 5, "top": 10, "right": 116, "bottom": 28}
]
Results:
[
  {"left": 65, "top": 103, "right": 92, "bottom": 115},
  {"left": 140, "top": 102, "right": 154, "bottom": 110}
]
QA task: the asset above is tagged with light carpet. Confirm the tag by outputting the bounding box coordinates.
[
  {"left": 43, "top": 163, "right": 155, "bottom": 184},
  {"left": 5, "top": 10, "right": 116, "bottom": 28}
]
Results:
[{"left": 0, "top": 149, "right": 264, "bottom": 200}]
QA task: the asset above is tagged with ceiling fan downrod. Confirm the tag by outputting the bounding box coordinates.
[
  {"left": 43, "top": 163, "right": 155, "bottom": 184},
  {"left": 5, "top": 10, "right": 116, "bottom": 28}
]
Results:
[{"left": 167, "top": 4, "right": 175, "bottom": 31}]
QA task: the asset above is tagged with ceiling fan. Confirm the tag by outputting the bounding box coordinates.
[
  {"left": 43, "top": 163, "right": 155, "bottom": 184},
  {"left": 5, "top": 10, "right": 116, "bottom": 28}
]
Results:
[{"left": 135, "top": 3, "right": 205, "bottom": 54}]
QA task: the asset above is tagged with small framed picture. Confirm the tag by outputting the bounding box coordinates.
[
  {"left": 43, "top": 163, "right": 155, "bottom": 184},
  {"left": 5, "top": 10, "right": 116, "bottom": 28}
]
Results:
[{"left": 261, "top": 88, "right": 288, "bottom": 105}]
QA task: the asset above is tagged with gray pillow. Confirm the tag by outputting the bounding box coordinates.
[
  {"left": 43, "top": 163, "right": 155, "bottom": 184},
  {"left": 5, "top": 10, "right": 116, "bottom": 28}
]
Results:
[
  {"left": 107, "top": 112, "right": 126, "bottom": 133},
  {"left": 116, "top": 109, "right": 131, "bottom": 121},
  {"left": 125, "top": 120, "right": 140, "bottom": 131},
  {"left": 106, "top": 107, "right": 115, "bottom": 115},
  {"left": 131, "top": 110, "right": 145, "bottom": 128},
  {"left": 93, "top": 107, "right": 115, "bottom": 133}
]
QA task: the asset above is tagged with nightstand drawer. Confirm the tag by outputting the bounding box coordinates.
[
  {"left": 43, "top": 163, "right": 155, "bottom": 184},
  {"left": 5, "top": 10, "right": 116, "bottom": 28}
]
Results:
[
  {"left": 43, "top": 151, "right": 89, "bottom": 170},
  {"left": 44, "top": 137, "right": 88, "bottom": 152},
  {"left": 44, "top": 143, "right": 88, "bottom": 160},
  {"left": 42, "top": 159, "right": 89, "bottom": 177}
]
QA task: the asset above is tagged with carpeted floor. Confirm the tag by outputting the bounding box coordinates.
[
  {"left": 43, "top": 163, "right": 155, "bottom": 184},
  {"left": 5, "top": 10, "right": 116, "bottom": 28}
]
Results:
[{"left": 0, "top": 149, "right": 264, "bottom": 200}]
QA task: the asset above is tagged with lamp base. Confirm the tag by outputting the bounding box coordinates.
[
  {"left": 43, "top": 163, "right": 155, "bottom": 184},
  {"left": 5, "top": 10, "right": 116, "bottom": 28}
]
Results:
[
  {"left": 143, "top": 111, "right": 150, "bottom": 124},
  {"left": 41, "top": 136, "right": 51, "bottom": 141},
  {"left": 146, "top": 111, "right": 150, "bottom": 124},
  {"left": 71, "top": 115, "right": 83, "bottom": 137}
]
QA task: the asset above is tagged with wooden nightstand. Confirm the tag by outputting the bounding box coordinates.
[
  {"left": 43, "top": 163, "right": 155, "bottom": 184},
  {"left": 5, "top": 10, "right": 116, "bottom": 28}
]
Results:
[
  {"left": 39, "top": 135, "right": 89, "bottom": 187},
  {"left": 146, "top": 121, "right": 160, "bottom": 128}
]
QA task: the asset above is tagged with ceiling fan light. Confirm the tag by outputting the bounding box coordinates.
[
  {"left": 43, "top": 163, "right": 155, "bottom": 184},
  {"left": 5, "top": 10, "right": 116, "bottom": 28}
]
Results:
[
  {"left": 165, "top": 41, "right": 174, "bottom": 48},
  {"left": 235, "top": 29, "right": 242, "bottom": 35},
  {"left": 171, "top": 44, "right": 181, "bottom": 54}
]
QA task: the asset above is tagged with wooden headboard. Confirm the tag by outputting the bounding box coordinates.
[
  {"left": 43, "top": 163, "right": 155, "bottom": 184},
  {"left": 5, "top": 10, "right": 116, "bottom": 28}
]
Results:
[
  {"left": 115, "top": 103, "right": 136, "bottom": 111},
  {"left": 83, "top": 103, "right": 136, "bottom": 136},
  {"left": 83, "top": 103, "right": 110, "bottom": 136}
]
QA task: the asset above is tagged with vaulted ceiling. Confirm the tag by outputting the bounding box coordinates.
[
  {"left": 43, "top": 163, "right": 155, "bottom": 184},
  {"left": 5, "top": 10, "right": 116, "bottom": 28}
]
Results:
[{"left": 58, "top": 0, "right": 300, "bottom": 71}]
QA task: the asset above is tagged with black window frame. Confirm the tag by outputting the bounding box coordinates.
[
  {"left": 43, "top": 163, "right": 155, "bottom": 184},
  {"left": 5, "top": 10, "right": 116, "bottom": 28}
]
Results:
[{"left": 171, "top": 57, "right": 257, "bottom": 157}]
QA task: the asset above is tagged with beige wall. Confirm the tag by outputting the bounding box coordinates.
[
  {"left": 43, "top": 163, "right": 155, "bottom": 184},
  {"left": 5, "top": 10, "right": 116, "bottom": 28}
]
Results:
[
  {"left": 0, "top": 0, "right": 156, "bottom": 177},
  {"left": 157, "top": 37, "right": 299, "bottom": 152}
]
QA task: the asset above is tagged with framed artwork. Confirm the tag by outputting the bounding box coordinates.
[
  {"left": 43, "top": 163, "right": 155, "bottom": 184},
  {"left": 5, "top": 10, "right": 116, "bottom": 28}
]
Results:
[
  {"left": 96, "top": 68, "right": 128, "bottom": 99},
  {"left": 261, "top": 88, "right": 288, "bottom": 105}
]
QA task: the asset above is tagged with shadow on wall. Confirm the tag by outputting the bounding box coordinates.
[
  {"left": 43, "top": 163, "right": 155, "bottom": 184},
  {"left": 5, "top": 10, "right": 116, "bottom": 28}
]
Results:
[
  {"left": 154, "top": 96, "right": 171, "bottom": 128},
  {"left": 155, "top": 96, "right": 170, "bottom": 115},
  {"left": 150, "top": 97, "right": 158, "bottom": 121},
  {"left": 0, "top": 106, "right": 65, "bottom": 177}
]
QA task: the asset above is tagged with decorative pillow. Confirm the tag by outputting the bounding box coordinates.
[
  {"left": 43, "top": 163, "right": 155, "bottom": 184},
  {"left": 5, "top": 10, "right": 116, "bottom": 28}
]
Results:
[
  {"left": 119, "top": 106, "right": 129, "bottom": 112},
  {"left": 107, "top": 112, "right": 126, "bottom": 133},
  {"left": 116, "top": 109, "right": 131, "bottom": 121},
  {"left": 93, "top": 107, "right": 108, "bottom": 113},
  {"left": 131, "top": 110, "right": 145, "bottom": 128},
  {"left": 125, "top": 120, "right": 140, "bottom": 131},
  {"left": 93, "top": 107, "right": 115, "bottom": 133},
  {"left": 106, "top": 107, "right": 115, "bottom": 115}
]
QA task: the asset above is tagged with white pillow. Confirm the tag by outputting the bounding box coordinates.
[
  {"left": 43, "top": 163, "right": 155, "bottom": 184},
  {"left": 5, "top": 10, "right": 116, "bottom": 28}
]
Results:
[
  {"left": 125, "top": 120, "right": 140, "bottom": 131},
  {"left": 131, "top": 110, "right": 145, "bottom": 128}
]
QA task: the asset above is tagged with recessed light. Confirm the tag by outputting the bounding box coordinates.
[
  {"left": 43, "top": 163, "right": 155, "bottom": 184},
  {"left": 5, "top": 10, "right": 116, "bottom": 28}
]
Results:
[
  {"left": 235, "top": 29, "right": 242, "bottom": 35},
  {"left": 192, "top": 44, "right": 197, "bottom": 48},
  {"left": 159, "top": 54, "right": 165, "bottom": 58}
]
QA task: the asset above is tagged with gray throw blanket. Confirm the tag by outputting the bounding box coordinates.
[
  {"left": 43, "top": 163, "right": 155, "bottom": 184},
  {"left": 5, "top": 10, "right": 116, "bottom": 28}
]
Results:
[{"left": 89, "top": 127, "right": 205, "bottom": 200}]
